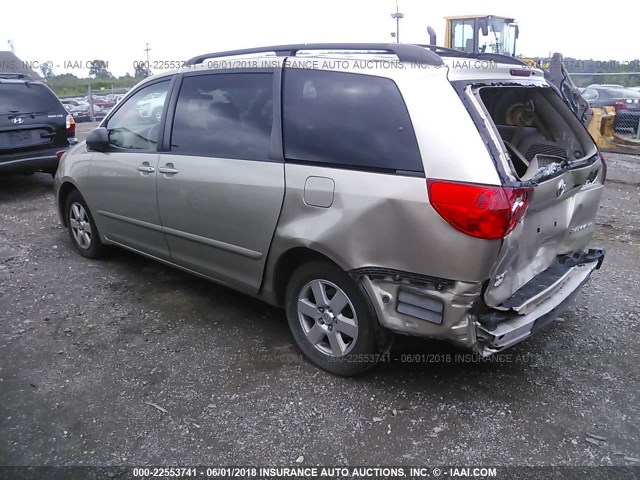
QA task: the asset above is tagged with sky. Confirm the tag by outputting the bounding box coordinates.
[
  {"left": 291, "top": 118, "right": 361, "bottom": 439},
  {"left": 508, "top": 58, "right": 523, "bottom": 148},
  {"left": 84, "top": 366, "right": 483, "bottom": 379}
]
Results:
[{"left": 3, "top": 0, "right": 636, "bottom": 77}]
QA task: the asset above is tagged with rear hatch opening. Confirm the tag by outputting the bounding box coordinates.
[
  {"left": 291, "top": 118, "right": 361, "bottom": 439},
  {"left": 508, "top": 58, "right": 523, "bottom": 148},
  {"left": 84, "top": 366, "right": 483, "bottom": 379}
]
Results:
[
  {"left": 477, "top": 85, "right": 597, "bottom": 182},
  {"left": 469, "top": 83, "right": 605, "bottom": 317}
]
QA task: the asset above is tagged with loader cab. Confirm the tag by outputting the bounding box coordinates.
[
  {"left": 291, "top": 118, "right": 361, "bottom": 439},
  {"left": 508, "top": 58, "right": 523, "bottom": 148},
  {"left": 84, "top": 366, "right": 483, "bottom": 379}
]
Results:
[{"left": 445, "top": 15, "right": 519, "bottom": 56}]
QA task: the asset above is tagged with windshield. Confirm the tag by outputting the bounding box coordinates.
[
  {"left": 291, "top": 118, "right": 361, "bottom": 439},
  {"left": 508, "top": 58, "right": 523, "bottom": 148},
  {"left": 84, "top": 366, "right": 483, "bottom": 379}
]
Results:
[
  {"left": 478, "top": 18, "right": 518, "bottom": 56},
  {"left": 0, "top": 83, "right": 63, "bottom": 114}
]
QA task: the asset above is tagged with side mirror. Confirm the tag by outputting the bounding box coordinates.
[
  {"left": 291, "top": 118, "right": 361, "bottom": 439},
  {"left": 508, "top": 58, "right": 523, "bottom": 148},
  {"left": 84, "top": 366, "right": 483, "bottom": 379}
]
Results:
[{"left": 86, "top": 127, "right": 110, "bottom": 152}]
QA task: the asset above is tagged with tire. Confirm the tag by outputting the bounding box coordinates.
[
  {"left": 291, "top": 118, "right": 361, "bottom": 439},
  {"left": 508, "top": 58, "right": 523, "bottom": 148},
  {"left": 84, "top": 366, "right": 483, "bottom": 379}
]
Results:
[
  {"left": 285, "top": 261, "right": 379, "bottom": 376},
  {"left": 64, "top": 190, "right": 106, "bottom": 259}
]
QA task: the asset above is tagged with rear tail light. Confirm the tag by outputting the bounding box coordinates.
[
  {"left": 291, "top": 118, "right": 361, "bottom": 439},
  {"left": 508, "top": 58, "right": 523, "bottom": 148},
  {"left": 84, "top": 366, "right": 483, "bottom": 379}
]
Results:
[
  {"left": 56, "top": 151, "right": 66, "bottom": 161},
  {"left": 427, "top": 180, "right": 533, "bottom": 240},
  {"left": 614, "top": 101, "right": 625, "bottom": 111},
  {"left": 66, "top": 114, "right": 76, "bottom": 135}
]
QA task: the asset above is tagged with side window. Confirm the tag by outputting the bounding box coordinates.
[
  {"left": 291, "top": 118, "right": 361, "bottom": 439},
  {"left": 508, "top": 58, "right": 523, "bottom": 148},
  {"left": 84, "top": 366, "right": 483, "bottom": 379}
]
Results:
[
  {"left": 452, "top": 19, "right": 475, "bottom": 52},
  {"left": 170, "top": 73, "right": 273, "bottom": 160},
  {"left": 106, "top": 80, "right": 170, "bottom": 151},
  {"left": 283, "top": 70, "right": 422, "bottom": 173}
]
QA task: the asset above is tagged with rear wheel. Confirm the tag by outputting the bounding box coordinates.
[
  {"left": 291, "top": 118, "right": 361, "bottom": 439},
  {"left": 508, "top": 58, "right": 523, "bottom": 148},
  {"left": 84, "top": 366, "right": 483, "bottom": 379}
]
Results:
[
  {"left": 285, "top": 261, "right": 378, "bottom": 376},
  {"left": 64, "top": 190, "right": 106, "bottom": 259}
]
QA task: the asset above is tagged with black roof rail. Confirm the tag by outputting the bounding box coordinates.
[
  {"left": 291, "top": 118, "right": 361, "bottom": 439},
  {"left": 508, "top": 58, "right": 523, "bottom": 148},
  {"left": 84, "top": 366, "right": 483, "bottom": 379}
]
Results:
[
  {"left": 416, "top": 44, "right": 465, "bottom": 56},
  {"left": 474, "top": 53, "right": 527, "bottom": 67},
  {"left": 415, "top": 45, "right": 527, "bottom": 66},
  {"left": 186, "top": 43, "right": 443, "bottom": 66},
  {"left": 0, "top": 72, "right": 33, "bottom": 80}
]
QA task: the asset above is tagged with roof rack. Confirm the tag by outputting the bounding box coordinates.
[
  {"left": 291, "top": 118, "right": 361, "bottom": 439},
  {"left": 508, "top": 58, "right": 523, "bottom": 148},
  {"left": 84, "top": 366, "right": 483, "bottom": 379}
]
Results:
[
  {"left": 416, "top": 44, "right": 466, "bottom": 56},
  {"left": 0, "top": 72, "right": 33, "bottom": 80},
  {"left": 186, "top": 43, "right": 443, "bottom": 66},
  {"left": 416, "top": 45, "right": 527, "bottom": 66}
]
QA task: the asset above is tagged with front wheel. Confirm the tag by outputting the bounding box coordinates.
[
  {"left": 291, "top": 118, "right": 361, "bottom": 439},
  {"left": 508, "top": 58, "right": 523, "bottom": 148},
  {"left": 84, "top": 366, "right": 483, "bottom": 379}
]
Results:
[
  {"left": 64, "top": 190, "right": 106, "bottom": 259},
  {"left": 285, "top": 261, "right": 379, "bottom": 376}
]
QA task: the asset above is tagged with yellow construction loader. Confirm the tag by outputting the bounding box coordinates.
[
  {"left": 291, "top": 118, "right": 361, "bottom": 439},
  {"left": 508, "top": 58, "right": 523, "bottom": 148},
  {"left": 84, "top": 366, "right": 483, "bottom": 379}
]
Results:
[{"left": 426, "top": 14, "right": 640, "bottom": 155}]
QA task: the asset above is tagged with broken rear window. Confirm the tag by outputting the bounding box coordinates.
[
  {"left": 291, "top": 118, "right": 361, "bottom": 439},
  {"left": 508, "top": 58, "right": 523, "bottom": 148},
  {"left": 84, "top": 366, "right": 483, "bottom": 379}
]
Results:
[{"left": 478, "top": 86, "right": 596, "bottom": 180}]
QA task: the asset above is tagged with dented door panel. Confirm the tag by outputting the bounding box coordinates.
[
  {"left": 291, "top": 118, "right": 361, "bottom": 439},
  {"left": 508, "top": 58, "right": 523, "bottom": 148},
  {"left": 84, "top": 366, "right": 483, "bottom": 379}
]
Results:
[{"left": 268, "top": 164, "right": 503, "bottom": 284}]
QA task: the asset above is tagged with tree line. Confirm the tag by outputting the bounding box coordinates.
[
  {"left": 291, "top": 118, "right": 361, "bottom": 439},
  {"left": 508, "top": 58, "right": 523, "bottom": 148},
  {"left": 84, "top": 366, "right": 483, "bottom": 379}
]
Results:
[
  {"left": 39, "top": 59, "right": 152, "bottom": 97},
  {"left": 40, "top": 55, "right": 640, "bottom": 97}
]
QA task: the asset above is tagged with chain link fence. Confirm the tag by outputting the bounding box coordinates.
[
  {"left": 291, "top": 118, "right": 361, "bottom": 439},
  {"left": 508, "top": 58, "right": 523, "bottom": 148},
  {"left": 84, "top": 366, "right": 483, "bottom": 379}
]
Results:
[{"left": 614, "top": 111, "right": 640, "bottom": 139}]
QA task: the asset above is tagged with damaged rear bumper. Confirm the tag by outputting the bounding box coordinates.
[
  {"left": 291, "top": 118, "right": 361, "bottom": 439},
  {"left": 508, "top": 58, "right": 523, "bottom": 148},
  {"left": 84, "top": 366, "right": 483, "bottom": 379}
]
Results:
[
  {"left": 475, "top": 248, "right": 605, "bottom": 355},
  {"left": 354, "top": 248, "right": 605, "bottom": 356}
]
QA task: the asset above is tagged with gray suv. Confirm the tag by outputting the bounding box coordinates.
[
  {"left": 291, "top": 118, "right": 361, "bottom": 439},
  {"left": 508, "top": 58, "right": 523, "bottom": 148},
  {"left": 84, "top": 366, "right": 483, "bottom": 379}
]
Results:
[{"left": 54, "top": 44, "right": 606, "bottom": 375}]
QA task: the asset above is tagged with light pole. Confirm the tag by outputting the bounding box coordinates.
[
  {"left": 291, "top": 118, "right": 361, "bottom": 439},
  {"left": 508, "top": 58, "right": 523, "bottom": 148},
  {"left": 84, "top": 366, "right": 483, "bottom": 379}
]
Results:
[
  {"left": 390, "top": 1, "right": 404, "bottom": 43},
  {"left": 144, "top": 42, "right": 151, "bottom": 76}
]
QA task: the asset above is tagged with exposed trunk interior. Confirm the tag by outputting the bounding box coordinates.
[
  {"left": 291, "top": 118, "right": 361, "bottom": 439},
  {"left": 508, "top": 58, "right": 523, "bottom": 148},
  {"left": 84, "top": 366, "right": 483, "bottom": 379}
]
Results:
[
  {"left": 479, "top": 86, "right": 597, "bottom": 181},
  {"left": 472, "top": 84, "right": 604, "bottom": 312}
]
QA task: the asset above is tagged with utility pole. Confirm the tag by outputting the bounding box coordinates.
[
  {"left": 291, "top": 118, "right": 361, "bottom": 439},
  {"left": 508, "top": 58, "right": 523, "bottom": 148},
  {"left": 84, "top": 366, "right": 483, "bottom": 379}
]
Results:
[
  {"left": 88, "top": 82, "right": 95, "bottom": 122},
  {"left": 144, "top": 42, "right": 151, "bottom": 65},
  {"left": 390, "top": 1, "right": 404, "bottom": 44}
]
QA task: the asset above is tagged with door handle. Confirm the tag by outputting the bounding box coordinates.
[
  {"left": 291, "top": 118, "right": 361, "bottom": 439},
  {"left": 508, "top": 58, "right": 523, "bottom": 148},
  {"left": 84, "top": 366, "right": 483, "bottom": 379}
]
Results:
[
  {"left": 158, "top": 163, "right": 179, "bottom": 175},
  {"left": 137, "top": 163, "right": 155, "bottom": 173}
]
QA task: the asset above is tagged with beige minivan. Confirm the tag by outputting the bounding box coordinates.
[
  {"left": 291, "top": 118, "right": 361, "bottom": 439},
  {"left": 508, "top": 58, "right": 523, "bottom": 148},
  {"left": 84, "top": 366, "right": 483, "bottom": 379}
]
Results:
[{"left": 54, "top": 43, "right": 605, "bottom": 375}]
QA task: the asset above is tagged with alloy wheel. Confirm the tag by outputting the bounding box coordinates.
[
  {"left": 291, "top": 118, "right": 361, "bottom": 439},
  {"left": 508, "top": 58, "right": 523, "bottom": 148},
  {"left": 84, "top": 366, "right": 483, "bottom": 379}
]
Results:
[
  {"left": 69, "top": 202, "right": 92, "bottom": 249},
  {"left": 297, "top": 279, "right": 358, "bottom": 357}
]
